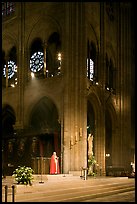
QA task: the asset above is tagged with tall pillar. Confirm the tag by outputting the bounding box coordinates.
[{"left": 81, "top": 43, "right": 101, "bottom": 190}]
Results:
[
  {"left": 16, "top": 2, "right": 25, "bottom": 129},
  {"left": 63, "top": 2, "right": 87, "bottom": 174},
  {"left": 98, "top": 2, "right": 106, "bottom": 175},
  {"left": 119, "top": 3, "right": 132, "bottom": 171},
  {"left": 5, "top": 55, "right": 8, "bottom": 88}
]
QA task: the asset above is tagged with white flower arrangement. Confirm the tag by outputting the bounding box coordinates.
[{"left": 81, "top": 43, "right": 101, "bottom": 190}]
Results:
[{"left": 12, "top": 166, "right": 34, "bottom": 185}]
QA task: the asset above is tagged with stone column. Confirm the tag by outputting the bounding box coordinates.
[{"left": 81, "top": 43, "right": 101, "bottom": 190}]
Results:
[
  {"left": 98, "top": 2, "right": 106, "bottom": 175},
  {"left": 5, "top": 55, "right": 8, "bottom": 88},
  {"left": 63, "top": 3, "right": 87, "bottom": 174},
  {"left": 119, "top": 3, "right": 132, "bottom": 171},
  {"left": 16, "top": 2, "right": 25, "bottom": 129}
]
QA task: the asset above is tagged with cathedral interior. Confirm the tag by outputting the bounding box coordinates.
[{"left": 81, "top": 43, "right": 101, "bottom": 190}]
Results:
[{"left": 2, "top": 2, "right": 135, "bottom": 176}]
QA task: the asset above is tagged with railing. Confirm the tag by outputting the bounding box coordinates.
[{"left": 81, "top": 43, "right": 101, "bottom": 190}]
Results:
[
  {"left": 31, "top": 157, "right": 51, "bottom": 174},
  {"left": 3, "top": 185, "right": 15, "bottom": 202}
]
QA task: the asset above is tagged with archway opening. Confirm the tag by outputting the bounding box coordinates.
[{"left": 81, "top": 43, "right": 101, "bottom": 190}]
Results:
[
  {"left": 29, "top": 97, "right": 61, "bottom": 174},
  {"left": 87, "top": 101, "right": 96, "bottom": 175},
  {"left": 2, "top": 105, "right": 16, "bottom": 176},
  {"left": 105, "top": 109, "right": 112, "bottom": 174}
]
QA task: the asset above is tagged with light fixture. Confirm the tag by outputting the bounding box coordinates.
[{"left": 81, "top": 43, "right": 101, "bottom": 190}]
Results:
[
  {"left": 10, "top": 84, "right": 15, "bottom": 87},
  {"left": 31, "top": 72, "right": 35, "bottom": 78},
  {"left": 57, "top": 53, "right": 61, "bottom": 61}
]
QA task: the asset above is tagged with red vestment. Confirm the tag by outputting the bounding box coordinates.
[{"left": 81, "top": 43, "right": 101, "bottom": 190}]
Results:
[{"left": 50, "top": 154, "right": 60, "bottom": 174}]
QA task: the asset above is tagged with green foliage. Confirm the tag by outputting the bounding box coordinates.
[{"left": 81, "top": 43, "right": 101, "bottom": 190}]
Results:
[
  {"left": 12, "top": 166, "right": 34, "bottom": 185},
  {"left": 88, "top": 155, "right": 96, "bottom": 166},
  {"left": 88, "top": 155, "right": 97, "bottom": 177},
  {"left": 88, "top": 172, "right": 96, "bottom": 177}
]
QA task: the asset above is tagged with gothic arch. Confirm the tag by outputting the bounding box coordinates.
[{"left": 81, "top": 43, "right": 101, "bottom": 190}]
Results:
[
  {"left": 105, "top": 101, "right": 118, "bottom": 171},
  {"left": 105, "top": 102, "right": 117, "bottom": 131},
  {"left": 24, "top": 94, "right": 60, "bottom": 127},
  {"left": 27, "top": 96, "right": 61, "bottom": 173},
  {"left": 87, "top": 92, "right": 105, "bottom": 174},
  {"left": 87, "top": 92, "right": 103, "bottom": 122},
  {"left": 2, "top": 104, "right": 16, "bottom": 138},
  {"left": 26, "top": 14, "right": 62, "bottom": 49},
  {"left": 86, "top": 23, "right": 99, "bottom": 83},
  {"left": 28, "top": 96, "right": 60, "bottom": 133},
  {"left": 2, "top": 32, "right": 17, "bottom": 53},
  {"left": 26, "top": 16, "right": 62, "bottom": 81},
  {"left": 106, "top": 42, "right": 116, "bottom": 68},
  {"left": 2, "top": 104, "right": 16, "bottom": 176},
  {"left": 87, "top": 22, "right": 99, "bottom": 54}
]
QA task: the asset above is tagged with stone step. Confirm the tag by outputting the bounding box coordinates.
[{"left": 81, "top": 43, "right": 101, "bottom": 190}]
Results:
[
  {"left": 2, "top": 173, "right": 78, "bottom": 187},
  {"left": 33, "top": 173, "right": 75, "bottom": 181},
  {"left": 2, "top": 174, "right": 81, "bottom": 194},
  {"left": 69, "top": 170, "right": 81, "bottom": 176}
]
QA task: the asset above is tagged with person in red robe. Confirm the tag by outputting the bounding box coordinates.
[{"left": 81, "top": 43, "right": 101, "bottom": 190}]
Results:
[{"left": 50, "top": 152, "right": 60, "bottom": 174}]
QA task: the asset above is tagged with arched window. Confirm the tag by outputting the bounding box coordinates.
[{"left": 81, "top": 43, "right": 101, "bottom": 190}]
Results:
[
  {"left": 109, "top": 59, "right": 113, "bottom": 89},
  {"left": 2, "top": 104, "right": 16, "bottom": 138},
  {"left": 87, "top": 41, "right": 96, "bottom": 82},
  {"left": 106, "top": 2, "right": 114, "bottom": 21},
  {"left": 2, "top": 2, "right": 15, "bottom": 17},
  {"left": 2, "top": 50, "right": 6, "bottom": 88},
  {"left": 105, "top": 55, "right": 116, "bottom": 93},
  {"left": 2, "top": 46, "right": 17, "bottom": 88},
  {"left": 29, "top": 33, "right": 61, "bottom": 79},
  {"left": 47, "top": 32, "right": 61, "bottom": 77},
  {"left": 105, "top": 53, "right": 109, "bottom": 88},
  {"left": 29, "top": 38, "right": 44, "bottom": 79}
]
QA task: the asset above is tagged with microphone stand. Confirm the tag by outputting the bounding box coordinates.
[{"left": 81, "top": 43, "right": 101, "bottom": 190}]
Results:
[{"left": 39, "top": 156, "right": 44, "bottom": 184}]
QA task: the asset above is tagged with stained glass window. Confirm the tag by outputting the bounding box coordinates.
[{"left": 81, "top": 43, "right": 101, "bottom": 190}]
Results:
[
  {"left": 2, "top": 2, "right": 15, "bottom": 17},
  {"left": 87, "top": 58, "right": 94, "bottom": 81},
  {"left": 30, "top": 52, "right": 44, "bottom": 73},
  {"left": 3, "top": 60, "right": 17, "bottom": 79}
]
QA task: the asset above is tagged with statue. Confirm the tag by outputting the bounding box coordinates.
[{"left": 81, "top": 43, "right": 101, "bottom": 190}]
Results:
[{"left": 88, "top": 133, "right": 93, "bottom": 157}]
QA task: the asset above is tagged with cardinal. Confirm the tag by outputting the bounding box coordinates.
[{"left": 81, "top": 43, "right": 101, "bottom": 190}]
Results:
[{"left": 50, "top": 152, "right": 60, "bottom": 174}]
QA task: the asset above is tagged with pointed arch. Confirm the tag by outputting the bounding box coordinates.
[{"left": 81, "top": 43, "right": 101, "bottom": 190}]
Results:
[
  {"left": 29, "top": 96, "right": 60, "bottom": 133},
  {"left": 2, "top": 104, "right": 16, "bottom": 138},
  {"left": 105, "top": 101, "right": 118, "bottom": 171},
  {"left": 87, "top": 92, "right": 105, "bottom": 175}
]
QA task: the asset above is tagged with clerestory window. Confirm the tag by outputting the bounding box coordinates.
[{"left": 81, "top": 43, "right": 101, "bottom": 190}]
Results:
[
  {"left": 87, "top": 58, "right": 94, "bottom": 81},
  {"left": 2, "top": 46, "right": 17, "bottom": 88},
  {"left": 105, "top": 54, "right": 116, "bottom": 93},
  {"left": 87, "top": 40, "right": 97, "bottom": 82},
  {"left": 2, "top": 2, "right": 15, "bottom": 17}
]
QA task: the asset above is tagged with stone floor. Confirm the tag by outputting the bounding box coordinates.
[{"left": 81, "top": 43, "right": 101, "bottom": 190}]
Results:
[{"left": 2, "top": 174, "right": 135, "bottom": 202}]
